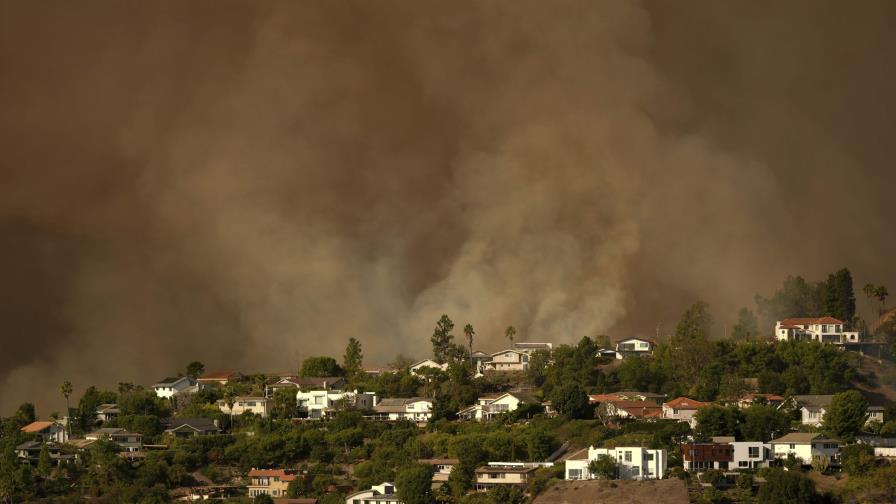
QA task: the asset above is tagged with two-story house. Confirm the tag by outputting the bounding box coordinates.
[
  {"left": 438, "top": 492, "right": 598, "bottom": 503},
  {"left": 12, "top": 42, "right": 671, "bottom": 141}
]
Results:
[
  {"left": 152, "top": 376, "right": 196, "bottom": 399},
  {"left": 409, "top": 359, "right": 449, "bottom": 377},
  {"left": 565, "top": 446, "right": 667, "bottom": 480},
  {"left": 417, "top": 458, "right": 458, "bottom": 483},
  {"left": 614, "top": 338, "right": 656, "bottom": 358},
  {"left": 662, "top": 397, "right": 709, "bottom": 427},
  {"left": 710, "top": 437, "right": 774, "bottom": 470},
  {"left": 457, "top": 391, "right": 542, "bottom": 421},
  {"left": 475, "top": 464, "right": 539, "bottom": 490},
  {"left": 775, "top": 317, "right": 860, "bottom": 345},
  {"left": 267, "top": 376, "right": 346, "bottom": 396},
  {"left": 372, "top": 398, "right": 433, "bottom": 422},
  {"left": 20, "top": 421, "right": 68, "bottom": 443},
  {"left": 344, "top": 482, "right": 402, "bottom": 504},
  {"left": 681, "top": 442, "right": 734, "bottom": 470},
  {"left": 296, "top": 390, "right": 377, "bottom": 419},
  {"left": 216, "top": 396, "right": 273, "bottom": 418},
  {"left": 477, "top": 342, "right": 553, "bottom": 373},
  {"left": 95, "top": 404, "right": 120, "bottom": 424},
  {"left": 247, "top": 468, "right": 299, "bottom": 498},
  {"left": 162, "top": 417, "right": 221, "bottom": 438},
  {"left": 769, "top": 432, "right": 840, "bottom": 465},
  {"left": 85, "top": 427, "right": 143, "bottom": 452},
  {"left": 196, "top": 370, "right": 243, "bottom": 390}
]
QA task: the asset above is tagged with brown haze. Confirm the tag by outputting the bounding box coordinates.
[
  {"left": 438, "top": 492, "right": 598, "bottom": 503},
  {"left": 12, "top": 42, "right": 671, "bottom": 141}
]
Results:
[{"left": 1, "top": 0, "right": 895, "bottom": 414}]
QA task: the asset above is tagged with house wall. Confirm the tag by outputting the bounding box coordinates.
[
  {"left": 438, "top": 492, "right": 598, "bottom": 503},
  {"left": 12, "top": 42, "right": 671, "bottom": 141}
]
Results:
[
  {"left": 589, "top": 447, "right": 667, "bottom": 480},
  {"left": 773, "top": 443, "right": 813, "bottom": 463},
  {"left": 731, "top": 442, "right": 772, "bottom": 469},
  {"left": 801, "top": 407, "right": 826, "bottom": 426}
]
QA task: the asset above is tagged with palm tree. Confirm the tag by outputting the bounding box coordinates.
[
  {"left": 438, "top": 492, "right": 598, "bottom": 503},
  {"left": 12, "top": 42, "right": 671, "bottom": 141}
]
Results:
[
  {"left": 505, "top": 325, "right": 517, "bottom": 346},
  {"left": 864, "top": 283, "right": 877, "bottom": 322},
  {"left": 464, "top": 324, "right": 475, "bottom": 368},
  {"left": 60, "top": 381, "right": 73, "bottom": 437},
  {"left": 223, "top": 388, "right": 236, "bottom": 429}
]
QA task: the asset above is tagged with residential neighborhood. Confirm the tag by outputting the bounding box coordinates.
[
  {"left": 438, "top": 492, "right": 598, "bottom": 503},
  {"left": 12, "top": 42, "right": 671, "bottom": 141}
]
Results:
[{"left": 4, "top": 282, "right": 896, "bottom": 504}]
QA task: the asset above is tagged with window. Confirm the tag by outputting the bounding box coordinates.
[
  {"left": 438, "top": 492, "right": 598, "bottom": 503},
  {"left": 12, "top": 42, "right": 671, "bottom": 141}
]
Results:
[
  {"left": 624, "top": 451, "right": 632, "bottom": 462},
  {"left": 749, "top": 446, "right": 759, "bottom": 458},
  {"left": 789, "top": 444, "right": 795, "bottom": 450},
  {"left": 631, "top": 467, "right": 640, "bottom": 476},
  {"left": 568, "top": 469, "right": 582, "bottom": 479},
  {"left": 645, "top": 452, "right": 654, "bottom": 461},
  {"left": 739, "top": 461, "right": 749, "bottom": 467}
]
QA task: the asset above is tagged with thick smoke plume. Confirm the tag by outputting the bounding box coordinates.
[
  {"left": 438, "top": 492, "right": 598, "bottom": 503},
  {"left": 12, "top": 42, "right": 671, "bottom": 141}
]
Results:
[{"left": 1, "top": 0, "right": 895, "bottom": 413}]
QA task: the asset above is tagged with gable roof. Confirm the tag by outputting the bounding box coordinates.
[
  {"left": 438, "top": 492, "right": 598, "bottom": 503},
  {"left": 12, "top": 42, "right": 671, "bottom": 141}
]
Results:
[
  {"left": 374, "top": 397, "right": 430, "bottom": 413},
  {"left": 21, "top": 421, "right": 57, "bottom": 433},
  {"left": 163, "top": 417, "right": 219, "bottom": 433},
  {"left": 248, "top": 468, "right": 299, "bottom": 481},
  {"left": 770, "top": 432, "right": 838, "bottom": 444},
  {"left": 779, "top": 317, "right": 844, "bottom": 326},
  {"left": 615, "top": 337, "right": 657, "bottom": 345},
  {"left": 792, "top": 395, "right": 835, "bottom": 408},
  {"left": 664, "top": 397, "right": 709, "bottom": 410},
  {"left": 153, "top": 376, "right": 192, "bottom": 387},
  {"left": 197, "top": 370, "right": 242, "bottom": 381},
  {"left": 608, "top": 400, "right": 663, "bottom": 418}
]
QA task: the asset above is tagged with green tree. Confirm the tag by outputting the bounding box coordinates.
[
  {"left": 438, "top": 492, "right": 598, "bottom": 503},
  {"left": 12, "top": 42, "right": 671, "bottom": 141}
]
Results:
[
  {"left": 37, "top": 444, "right": 52, "bottom": 477},
  {"left": 822, "top": 390, "right": 868, "bottom": 442},
  {"left": 185, "top": 361, "right": 205, "bottom": 379},
  {"left": 823, "top": 268, "right": 856, "bottom": 324},
  {"left": 549, "top": 384, "right": 590, "bottom": 419},
  {"left": 286, "top": 476, "right": 303, "bottom": 497},
  {"left": 13, "top": 403, "right": 36, "bottom": 426},
  {"left": 732, "top": 307, "right": 759, "bottom": 340},
  {"left": 526, "top": 428, "right": 556, "bottom": 461},
  {"left": 588, "top": 454, "right": 618, "bottom": 479},
  {"left": 741, "top": 405, "right": 790, "bottom": 442},
  {"left": 756, "top": 469, "right": 817, "bottom": 504},
  {"left": 840, "top": 443, "right": 875, "bottom": 476},
  {"left": 431, "top": 314, "right": 455, "bottom": 364},
  {"left": 396, "top": 463, "right": 434, "bottom": 504},
  {"left": 672, "top": 302, "right": 716, "bottom": 387},
  {"left": 343, "top": 338, "right": 364, "bottom": 379},
  {"left": 505, "top": 325, "right": 517, "bottom": 345},
  {"left": 273, "top": 388, "right": 298, "bottom": 419},
  {"left": 300, "top": 356, "right": 342, "bottom": 377},
  {"left": 693, "top": 405, "right": 743, "bottom": 440},
  {"left": 755, "top": 275, "right": 825, "bottom": 329},
  {"left": 254, "top": 494, "right": 274, "bottom": 504}
]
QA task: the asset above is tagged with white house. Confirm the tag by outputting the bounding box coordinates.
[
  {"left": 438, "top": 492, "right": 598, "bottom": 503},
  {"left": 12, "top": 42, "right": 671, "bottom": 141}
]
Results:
[
  {"left": 152, "top": 376, "right": 195, "bottom": 399},
  {"left": 457, "top": 391, "right": 542, "bottom": 421},
  {"left": 481, "top": 349, "right": 531, "bottom": 372},
  {"left": 614, "top": 338, "right": 656, "bottom": 358},
  {"left": 789, "top": 395, "right": 880, "bottom": 427},
  {"left": 85, "top": 427, "right": 143, "bottom": 452},
  {"left": 20, "top": 421, "right": 68, "bottom": 443},
  {"left": 296, "top": 390, "right": 377, "bottom": 419},
  {"left": 372, "top": 398, "right": 433, "bottom": 422},
  {"left": 769, "top": 432, "right": 840, "bottom": 465},
  {"left": 662, "top": 397, "right": 709, "bottom": 427},
  {"left": 216, "top": 396, "right": 273, "bottom": 418},
  {"left": 418, "top": 458, "right": 458, "bottom": 482},
  {"left": 409, "top": 359, "right": 448, "bottom": 377},
  {"left": 95, "top": 404, "right": 120, "bottom": 424},
  {"left": 775, "top": 317, "right": 860, "bottom": 345},
  {"left": 475, "top": 464, "right": 539, "bottom": 490},
  {"left": 710, "top": 437, "right": 774, "bottom": 470},
  {"left": 565, "top": 446, "right": 667, "bottom": 481},
  {"left": 344, "top": 482, "right": 402, "bottom": 504}
]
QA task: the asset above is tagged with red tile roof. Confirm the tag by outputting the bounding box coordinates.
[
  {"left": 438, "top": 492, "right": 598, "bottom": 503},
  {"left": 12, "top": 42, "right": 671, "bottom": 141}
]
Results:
[
  {"left": 248, "top": 468, "right": 299, "bottom": 481},
  {"left": 780, "top": 317, "right": 844, "bottom": 326},
  {"left": 21, "top": 421, "right": 56, "bottom": 433},
  {"left": 610, "top": 400, "right": 663, "bottom": 418},
  {"left": 663, "top": 397, "right": 709, "bottom": 410},
  {"left": 197, "top": 371, "right": 241, "bottom": 381}
]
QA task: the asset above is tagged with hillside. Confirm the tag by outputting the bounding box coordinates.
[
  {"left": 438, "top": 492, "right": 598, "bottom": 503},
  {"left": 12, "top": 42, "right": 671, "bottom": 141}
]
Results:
[
  {"left": 533, "top": 479, "right": 689, "bottom": 504},
  {"left": 852, "top": 351, "right": 896, "bottom": 405}
]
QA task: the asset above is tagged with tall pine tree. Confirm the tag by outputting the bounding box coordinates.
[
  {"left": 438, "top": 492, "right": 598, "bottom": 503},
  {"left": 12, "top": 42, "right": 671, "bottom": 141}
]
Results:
[{"left": 824, "top": 268, "right": 856, "bottom": 324}]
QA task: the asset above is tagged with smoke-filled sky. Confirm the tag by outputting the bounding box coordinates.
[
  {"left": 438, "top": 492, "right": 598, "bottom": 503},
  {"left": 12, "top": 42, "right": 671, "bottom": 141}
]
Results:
[{"left": 2, "top": 0, "right": 895, "bottom": 414}]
